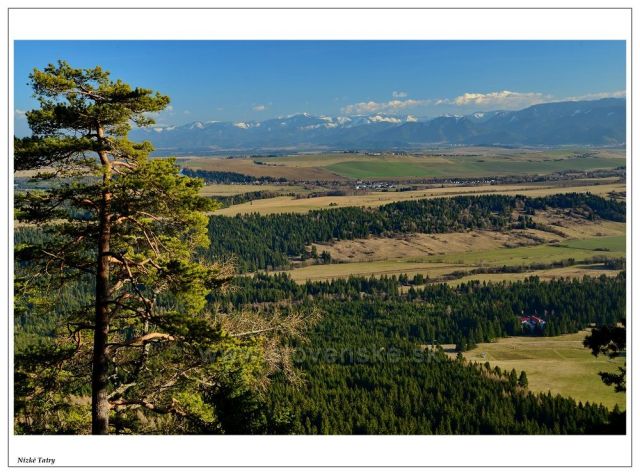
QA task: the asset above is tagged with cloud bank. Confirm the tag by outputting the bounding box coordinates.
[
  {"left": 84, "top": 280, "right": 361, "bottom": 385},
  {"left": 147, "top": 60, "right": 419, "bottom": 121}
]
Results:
[
  {"left": 442, "top": 90, "right": 551, "bottom": 109},
  {"left": 342, "top": 99, "right": 430, "bottom": 115},
  {"left": 342, "top": 89, "right": 624, "bottom": 115}
]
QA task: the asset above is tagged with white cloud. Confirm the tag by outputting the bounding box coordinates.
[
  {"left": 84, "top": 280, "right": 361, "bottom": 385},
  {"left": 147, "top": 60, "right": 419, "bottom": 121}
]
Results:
[
  {"left": 562, "top": 90, "right": 626, "bottom": 102},
  {"left": 392, "top": 91, "right": 408, "bottom": 98},
  {"left": 15, "top": 109, "right": 27, "bottom": 117},
  {"left": 342, "top": 99, "right": 429, "bottom": 115},
  {"left": 166, "top": 105, "right": 173, "bottom": 112},
  {"left": 406, "top": 115, "right": 418, "bottom": 122},
  {"left": 439, "top": 90, "right": 550, "bottom": 109},
  {"left": 369, "top": 115, "right": 402, "bottom": 123},
  {"left": 253, "top": 104, "right": 267, "bottom": 112}
]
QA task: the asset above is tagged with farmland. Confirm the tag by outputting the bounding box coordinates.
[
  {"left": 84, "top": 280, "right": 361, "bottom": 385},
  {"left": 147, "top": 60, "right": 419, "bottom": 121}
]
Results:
[
  {"left": 213, "top": 180, "right": 625, "bottom": 216},
  {"left": 180, "top": 156, "right": 345, "bottom": 181},
  {"left": 181, "top": 147, "right": 625, "bottom": 182},
  {"left": 199, "top": 183, "right": 309, "bottom": 197},
  {"left": 275, "top": 235, "right": 625, "bottom": 283},
  {"left": 324, "top": 154, "right": 624, "bottom": 179},
  {"left": 460, "top": 331, "right": 626, "bottom": 409},
  {"left": 275, "top": 260, "right": 621, "bottom": 284},
  {"left": 266, "top": 148, "right": 626, "bottom": 178}
]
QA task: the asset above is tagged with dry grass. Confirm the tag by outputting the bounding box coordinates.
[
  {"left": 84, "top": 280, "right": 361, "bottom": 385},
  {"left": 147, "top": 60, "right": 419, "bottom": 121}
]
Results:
[
  {"left": 311, "top": 214, "right": 624, "bottom": 265},
  {"left": 275, "top": 233, "right": 625, "bottom": 283},
  {"left": 312, "top": 230, "right": 543, "bottom": 264},
  {"left": 199, "top": 183, "right": 308, "bottom": 197},
  {"left": 278, "top": 261, "right": 622, "bottom": 285},
  {"left": 277, "top": 261, "right": 461, "bottom": 283},
  {"left": 183, "top": 157, "right": 344, "bottom": 181}
]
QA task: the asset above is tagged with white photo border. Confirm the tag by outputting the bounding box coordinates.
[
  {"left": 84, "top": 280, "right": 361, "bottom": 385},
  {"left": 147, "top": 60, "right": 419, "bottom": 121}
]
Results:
[{"left": 3, "top": 5, "right": 634, "bottom": 469}]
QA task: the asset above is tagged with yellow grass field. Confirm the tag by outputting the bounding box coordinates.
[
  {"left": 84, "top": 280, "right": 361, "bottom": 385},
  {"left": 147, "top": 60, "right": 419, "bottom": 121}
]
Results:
[
  {"left": 214, "top": 181, "right": 625, "bottom": 216},
  {"left": 276, "top": 260, "right": 462, "bottom": 283},
  {"left": 275, "top": 232, "right": 625, "bottom": 283},
  {"left": 461, "top": 331, "right": 626, "bottom": 409},
  {"left": 311, "top": 212, "right": 625, "bottom": 264},
  {"left": 278, "top": 260, "right": 621, "bottom": 284},
  {"left": 199, "top": 183, "right": 308, "bottom": 197},
  {"left": 182, "top": 157, "right": 345, "bottom": 181}
]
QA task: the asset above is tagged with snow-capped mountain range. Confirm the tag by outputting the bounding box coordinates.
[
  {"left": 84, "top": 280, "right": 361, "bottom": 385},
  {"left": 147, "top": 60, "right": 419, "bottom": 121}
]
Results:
[{"left": 130, "top": 98, "right": 625, "bottom": 153}]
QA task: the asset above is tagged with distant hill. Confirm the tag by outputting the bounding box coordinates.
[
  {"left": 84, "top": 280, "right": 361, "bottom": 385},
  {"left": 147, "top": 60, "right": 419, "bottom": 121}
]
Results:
[{"left": 131, "top": 98, "right": 626, "bottom": 153}]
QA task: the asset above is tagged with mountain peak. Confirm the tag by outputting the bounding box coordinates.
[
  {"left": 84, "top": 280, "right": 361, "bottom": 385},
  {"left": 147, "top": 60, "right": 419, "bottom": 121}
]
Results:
[{"left": 131, "top": 98, "right": 625, "bottom": 151}]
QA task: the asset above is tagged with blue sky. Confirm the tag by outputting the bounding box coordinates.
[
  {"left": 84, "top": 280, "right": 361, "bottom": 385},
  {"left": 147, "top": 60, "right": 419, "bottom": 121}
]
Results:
[{"left": 14, "top": 40, "right": 625, "bottom": 135}]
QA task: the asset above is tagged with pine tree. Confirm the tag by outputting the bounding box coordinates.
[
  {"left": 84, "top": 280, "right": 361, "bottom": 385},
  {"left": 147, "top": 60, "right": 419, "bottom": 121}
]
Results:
[
  {"left": 518, "top": 370, "right": 529, "bottom": 388},
  {"left": 14, "top": 61, "right": 309, "bottom": 434}
]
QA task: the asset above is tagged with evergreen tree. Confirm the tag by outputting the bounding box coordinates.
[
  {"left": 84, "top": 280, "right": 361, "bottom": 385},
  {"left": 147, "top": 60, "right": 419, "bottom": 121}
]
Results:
[
  {"left": 518, "top": 371, "right": 529, "bottom": 388},
  {"left": 14, "top": 61, "right": 308, "bottom": 435},
  {"left": 584, "top": 320, "right": 626, "bottom": 393}
]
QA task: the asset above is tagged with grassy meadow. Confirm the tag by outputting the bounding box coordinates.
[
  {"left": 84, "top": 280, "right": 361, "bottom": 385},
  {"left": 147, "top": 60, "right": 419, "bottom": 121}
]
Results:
[
  {"left": 182, "top": 148, "right": 626, "bottom": 183},
  {"left": 460, "top": 331, "right": 626, "bottom": 409},
  {"left": 268, "top": 149, "right": 626, "bottom": 179},
  {"left": 275, "top": 235, "right": 625, "bottom": 283}
]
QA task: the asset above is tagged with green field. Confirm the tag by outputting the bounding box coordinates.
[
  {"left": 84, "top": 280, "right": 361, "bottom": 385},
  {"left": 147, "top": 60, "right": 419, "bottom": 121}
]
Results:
[
  {"left": 560, "top": 235, "right": 627, "bottom": 253},
  {"left": 461, "top": 331, "right": 626, "bottom": 409},
  {"left": 194, "top": 148, "right": 628, "bottom": 181},
  {"left": 326, "top": 160, "right": 444, "bottom": 178},
  {"left": 419, "top": 235, "right": 625, "bottom": 267},
  {"left": 326, "top": 156, "right": 625, "bottom": 179},
  {"left": 320, "top": 153, "right": 626, "bottom": 179}
]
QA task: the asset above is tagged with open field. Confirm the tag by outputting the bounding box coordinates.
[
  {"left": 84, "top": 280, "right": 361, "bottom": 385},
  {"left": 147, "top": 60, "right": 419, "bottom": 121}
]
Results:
[
  {"left": 326, "top": 155, "right": 624, "bottom": 179},
  {"left": 460, "top": 331, "right": 626, "bottom": 409},
  {"left": 312, "top": 216, "right": 625, "bottom": 264},
  {"left": 425, "top": 237, "right": 625, "bottom": 267},
  {"left": 181, "top": 157, "right": 345, "bottom": 181},
  {"left": 214, "top": 181, "right": 625, "bottom": 216},
  {"left": 265, "top": 149, "right": 626, "bottom": 180},
  {"left": 276, "top": 234, "right": 625, "bottom": 283},
  {"left": 182, "top": 148, "right": 625, "bottom": 182},
  {"left": 312, "top": 230, "right": 545, "bottom": 263},
  {"left": 278, "top": 260, "right": 622, "bottom": 284},
  {"left": 199, "top": 183, "right": 309, "bottom": 197},
  {"left": 560, "top": 235, "right": 626, "bottom": 252}
]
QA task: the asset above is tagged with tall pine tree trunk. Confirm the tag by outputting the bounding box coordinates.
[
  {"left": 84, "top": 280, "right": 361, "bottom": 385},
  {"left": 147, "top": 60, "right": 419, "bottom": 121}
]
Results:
[{"left": 92, "top": 130, "right": 112, "bottom": 435}]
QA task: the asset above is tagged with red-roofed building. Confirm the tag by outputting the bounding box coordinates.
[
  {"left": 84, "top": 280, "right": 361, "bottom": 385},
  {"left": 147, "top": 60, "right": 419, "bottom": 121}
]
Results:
[{"left": 519, "top": 315, "right": 546, "bottom": 330}]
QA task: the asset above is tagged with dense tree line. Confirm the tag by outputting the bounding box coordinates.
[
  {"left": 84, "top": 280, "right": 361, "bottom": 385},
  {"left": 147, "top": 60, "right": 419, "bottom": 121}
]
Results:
[
  {"left": 204, "top": 193, "right": 625, "bottom": 271},
  {"left": 224, "top": 271, "right": 627, "bottom": 433},
  {"left": 212, "top": 272, "right": 626, "bottom": 350},
  {"left": 211, "top": 190, "right": 289, "bottom": 208},
  {"left": 182, "top": 167, "right": 287, "bottom": 184},
  {"left": 246, "top": 273, "right": 625, "bottom": 434}
]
